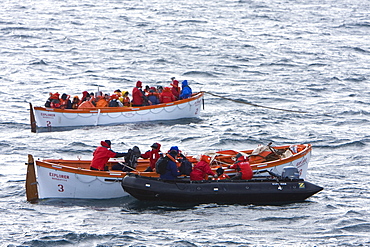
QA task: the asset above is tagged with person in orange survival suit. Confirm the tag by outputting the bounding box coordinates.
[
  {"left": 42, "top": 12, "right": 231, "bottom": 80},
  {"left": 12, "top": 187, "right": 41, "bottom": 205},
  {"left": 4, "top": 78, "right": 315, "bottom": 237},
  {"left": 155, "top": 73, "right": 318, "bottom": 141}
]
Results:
[
  {"left": 213, "top": 167, "right": 230, "bottom": 180},
  {"left": 228, "top": 153, "right": 253, "bottom": 180},
  {"left": 141, "top": 142, "right": 162, "bottom": 172},
  {"left": 90, "top": 140, "right": 127, "bottom": 171},
  {"left": 190, "top": 155, "right": 217, "bottom": 181}
]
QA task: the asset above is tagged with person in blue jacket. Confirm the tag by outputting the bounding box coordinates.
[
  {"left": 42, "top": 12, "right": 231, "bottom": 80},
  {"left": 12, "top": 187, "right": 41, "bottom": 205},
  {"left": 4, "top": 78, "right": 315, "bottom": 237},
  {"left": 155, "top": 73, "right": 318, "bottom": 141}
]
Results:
[
  {"left": 160, "top": 146, "right": 181, "bottom": 180},
  {"left": 179, "top": 80, "right": 192, "bottom": 99}
]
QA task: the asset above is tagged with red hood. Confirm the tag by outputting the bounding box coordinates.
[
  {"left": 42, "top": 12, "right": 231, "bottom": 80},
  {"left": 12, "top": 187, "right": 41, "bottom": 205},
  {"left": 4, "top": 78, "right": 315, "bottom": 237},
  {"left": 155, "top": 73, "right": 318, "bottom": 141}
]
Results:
[{"left": 100, "top": 141, "right": 111, "bottom": 148}]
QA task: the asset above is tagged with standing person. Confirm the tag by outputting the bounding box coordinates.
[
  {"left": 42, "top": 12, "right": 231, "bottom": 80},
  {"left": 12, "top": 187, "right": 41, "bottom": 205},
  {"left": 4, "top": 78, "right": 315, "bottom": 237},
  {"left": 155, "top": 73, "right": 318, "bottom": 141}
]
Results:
[
  {"left": 141, "top": 142, "right": 162, "bottom": 172},
  {"left": 190, "top": 155, "right": 216, "bottom": 181},
  {"left": 90, "top": 140, "right": 127, "bottom": 171},
  {"left": 170, "top": 77, "right": 181, "bottom": 100},
  {"left": 179, "top": 80, "right": 192, "bottom": 99},
  {"left": 159, "top": 146, "right": 181, "bottom": 180},
  {"left": 228, "top": 153, "right": 253, "bottom": 180},
  {"left": 132, "top": 81, "right": 147, "bottom": 106}
]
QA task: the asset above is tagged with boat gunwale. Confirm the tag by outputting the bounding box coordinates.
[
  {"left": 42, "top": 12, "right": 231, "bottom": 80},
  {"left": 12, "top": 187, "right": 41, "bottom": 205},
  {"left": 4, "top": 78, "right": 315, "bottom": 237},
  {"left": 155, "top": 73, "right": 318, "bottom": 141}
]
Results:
[
  {"left": 218, "top": 144, "right": 311, "bottom": 170},
  {"left": 36, "top": 144, "right": 311, "bottom": 177},
  {"left": 35, "top": 160, "right": 159, "bottom": 178},
  {"left": 33, "top": 92, "right": 203, "bottom": 113}
]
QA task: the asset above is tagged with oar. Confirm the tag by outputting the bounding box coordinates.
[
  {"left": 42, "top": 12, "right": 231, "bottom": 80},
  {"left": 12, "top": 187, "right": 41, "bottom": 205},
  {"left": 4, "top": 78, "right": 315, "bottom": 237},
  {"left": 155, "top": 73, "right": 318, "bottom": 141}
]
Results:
[
  {"left": 25, "top": 154, "right": 39, "bottom": 202},
  {"left": 203, "top": 91, "right": 308, "bottom": 113},
  {"left": 267, "top": 142, "right": 281, "bottom": 159},
  {"left": 118, "top": 162, "right": 140, "bottom": 173},
  {"left": 29, "top": 103, "right": 37, "bottom": 133}
]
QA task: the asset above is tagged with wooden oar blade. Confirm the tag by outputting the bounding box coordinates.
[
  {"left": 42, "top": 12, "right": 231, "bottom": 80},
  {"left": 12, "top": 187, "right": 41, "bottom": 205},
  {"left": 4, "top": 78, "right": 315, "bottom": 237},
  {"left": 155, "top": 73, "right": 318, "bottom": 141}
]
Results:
[
  {"left": 26, "top": 154, "right": 39, "bottom": 203},
  {"left": 29, "top": 103, "right": 37, "bottom": 133}
]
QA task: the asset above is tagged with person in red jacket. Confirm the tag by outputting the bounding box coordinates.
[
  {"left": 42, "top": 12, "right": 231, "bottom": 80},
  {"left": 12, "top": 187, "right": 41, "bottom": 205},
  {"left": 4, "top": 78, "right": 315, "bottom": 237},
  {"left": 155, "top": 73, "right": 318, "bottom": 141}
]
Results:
[
  {"left": 90, "top": 140, "right": 127, "bottom": 171},
  {"left": 190, "top": 155, "right": 216, "bottom": 181},
  {"left": 170, "top": 77, "right": 180, "bottom": 100},
  {"left": 141, "top": 142, "right": 162, "bottom": 172},
  {"left": 228, "top": 153, "right": 253, "bottom": 180},
  {"left": 132, "top": 81, "right": 147, "bottom": 106},
  {"left": 160, "top": 87, "right": 176, "bottom": 103}
]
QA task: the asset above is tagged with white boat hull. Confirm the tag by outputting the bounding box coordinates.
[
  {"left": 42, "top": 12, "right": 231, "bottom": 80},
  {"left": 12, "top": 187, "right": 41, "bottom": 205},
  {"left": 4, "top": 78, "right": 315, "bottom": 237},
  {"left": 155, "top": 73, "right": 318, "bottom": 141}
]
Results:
[
  {"left": 32, "top": 92, "right": 203, "bottom": 128},
  {"left": 249, "top": 150, "right": 311, "bottom": 179},
  {"left": 32, "top": 144, "right": 312, "bottom": 200},
  {"left": 36, "top": 164, "right": 127, "bottom": 199}
]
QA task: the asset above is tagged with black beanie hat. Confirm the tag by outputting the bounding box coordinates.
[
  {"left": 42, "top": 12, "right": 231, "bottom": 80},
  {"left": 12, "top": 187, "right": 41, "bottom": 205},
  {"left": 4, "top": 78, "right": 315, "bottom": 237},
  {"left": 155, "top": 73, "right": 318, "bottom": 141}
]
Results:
[{"left": 104, "top": 140, "right": 111, "bottom": 147}]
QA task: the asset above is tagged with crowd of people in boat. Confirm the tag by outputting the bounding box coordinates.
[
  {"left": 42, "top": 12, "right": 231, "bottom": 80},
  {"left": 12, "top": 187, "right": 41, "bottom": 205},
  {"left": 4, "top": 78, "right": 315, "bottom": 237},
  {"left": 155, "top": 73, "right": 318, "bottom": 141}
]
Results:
[
  {"left": 44, "top": 77, "right": 193, "bottom": 109},
  {"left": 90, "top": 140, "right": 253, "bottom": 181}
]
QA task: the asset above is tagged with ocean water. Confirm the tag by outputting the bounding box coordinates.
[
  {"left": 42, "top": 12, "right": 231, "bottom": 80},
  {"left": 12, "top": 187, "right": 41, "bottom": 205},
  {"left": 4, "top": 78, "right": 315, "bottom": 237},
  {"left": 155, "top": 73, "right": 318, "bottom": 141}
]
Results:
[{"left": 1, "top": 0, "right": 370, "bottom": 246}]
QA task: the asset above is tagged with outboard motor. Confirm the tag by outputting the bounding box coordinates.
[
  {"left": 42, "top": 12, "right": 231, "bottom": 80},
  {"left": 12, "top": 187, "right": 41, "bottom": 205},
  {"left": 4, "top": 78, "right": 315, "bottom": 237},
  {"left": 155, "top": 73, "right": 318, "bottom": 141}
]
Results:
[{"left": 281, "top": 166, "right": 300, "bottom": 180}]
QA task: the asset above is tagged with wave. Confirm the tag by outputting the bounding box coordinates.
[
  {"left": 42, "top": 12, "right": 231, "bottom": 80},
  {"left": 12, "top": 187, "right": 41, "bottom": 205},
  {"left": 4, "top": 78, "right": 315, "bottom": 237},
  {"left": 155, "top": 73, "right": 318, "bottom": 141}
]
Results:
[
  {"left": 338, "top": 223, "right": 370, "bottom": 233},
  {"left": 30, "top": 59, "right": 48, "bottom": 65},
  {"left": 182, "top": 71, "right": 218, "bottom": 78}
]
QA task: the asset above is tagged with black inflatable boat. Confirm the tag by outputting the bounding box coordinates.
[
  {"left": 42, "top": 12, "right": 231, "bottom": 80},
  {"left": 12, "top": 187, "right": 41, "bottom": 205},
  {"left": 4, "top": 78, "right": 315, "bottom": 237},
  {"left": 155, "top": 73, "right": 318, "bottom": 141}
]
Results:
[{"left": 121, "top": 172, "right": 323, "bottom": 204}]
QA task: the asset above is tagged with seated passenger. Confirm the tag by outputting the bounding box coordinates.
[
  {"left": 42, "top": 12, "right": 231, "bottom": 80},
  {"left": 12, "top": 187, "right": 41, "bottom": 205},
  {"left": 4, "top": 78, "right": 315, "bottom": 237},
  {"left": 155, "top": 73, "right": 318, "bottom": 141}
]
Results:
[
  {"left": 89, "top": 92, "right": 96, "bottom": 106},
  {"left": 160, "top": 146, "right": 182, "bottom": 180},
  {"left": 109, "top": 94, "right": 123, "bottom": 107},
  {"left": 213, "top": 167, "right": 230, "bottom": 180},
  {"left": 78, "top": 91, "right": 89, "bottom": 105},
  {"left": 179, "top": 80, "right": 192, "bottom": 99},
  {"left": 147, "top": 87, "right": 160, "bottom": 105},
  {"left": 160, "top": 87, "right": 176, "bottom": 103},
  {"left": 228, "top": 153, "right": 253, "bottom": 180},
  {"left": 78, "top": 94, "right": 95, "bottom": 109},
  {"left": 96, "top": 94, "right": 110, "bottom": 107},
  {"left": 71, "top": 96, "right": 80, "bottom": 109},
  {"left": 44, "top": 93, "right": 53, "bottom": 107},
  {"left": 60, "top": 93, "right": 72, "bottom": 109},
  {"left": 157, "top": 86, "right": 163, "bottom": 94},
  {"left": 190, "top": 155, "right": 216, "bottom": 181},
  {"left": 114, "top": 89, "right": 122, "bottom": 98},
  {"left": 49, "top": 92, "right": 61, "bottom": 108},
  {"left": 121, "top": 91, "right": 131, "bottom": 107},
  {"left": 141, "top": 142, "right": 162, "bottom": 172}
]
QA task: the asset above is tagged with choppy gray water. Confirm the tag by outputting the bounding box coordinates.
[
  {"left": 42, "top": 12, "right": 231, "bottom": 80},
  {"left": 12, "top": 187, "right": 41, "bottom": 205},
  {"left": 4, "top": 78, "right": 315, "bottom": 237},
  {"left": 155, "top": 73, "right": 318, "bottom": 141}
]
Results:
[{"left": 1, "top": 0, "right": 370, "bottom": 246}]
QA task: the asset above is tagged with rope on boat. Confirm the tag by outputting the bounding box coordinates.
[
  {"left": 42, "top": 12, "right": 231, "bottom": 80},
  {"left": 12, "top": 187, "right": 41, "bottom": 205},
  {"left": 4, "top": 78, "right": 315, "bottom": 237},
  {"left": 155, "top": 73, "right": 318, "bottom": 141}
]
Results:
[{"left": 203, "top": 91, "right": 308, "bottom": 114}]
